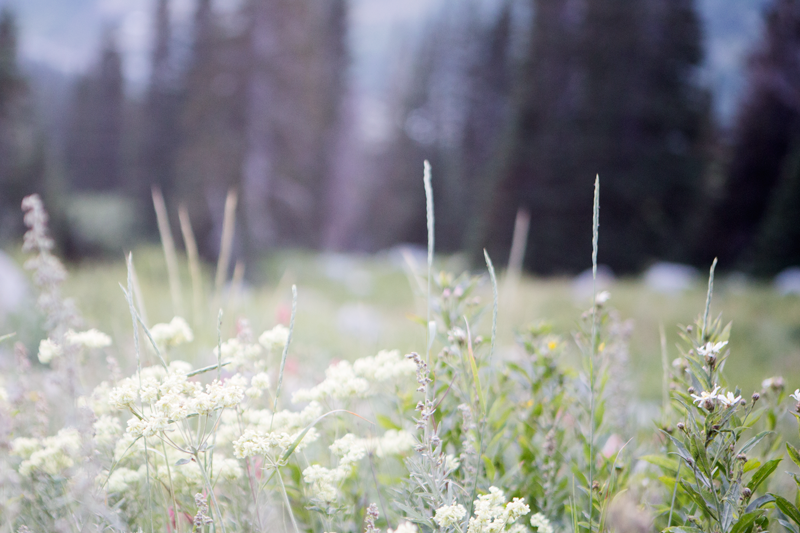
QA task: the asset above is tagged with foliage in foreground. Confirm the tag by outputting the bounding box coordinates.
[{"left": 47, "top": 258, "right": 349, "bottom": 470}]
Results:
[{"left": 2, "top": 182, "right": 800, "bottom": 533}]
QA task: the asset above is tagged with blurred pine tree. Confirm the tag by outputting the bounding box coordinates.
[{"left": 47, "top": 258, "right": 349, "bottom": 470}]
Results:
[{"left": 709, "top": 0, "right": 800, "bottom": 275}]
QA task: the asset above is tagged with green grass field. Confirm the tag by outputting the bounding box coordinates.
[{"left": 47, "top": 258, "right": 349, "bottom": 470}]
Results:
[{"left": 46, "top": 246, "right": 800, "bottom": 403}]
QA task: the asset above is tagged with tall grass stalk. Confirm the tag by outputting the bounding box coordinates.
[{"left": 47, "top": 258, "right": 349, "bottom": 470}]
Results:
[
  {"left": 178, "top": 204, "right": 204, "bottom": 326},
  {"left": 701, "top": 257, "right": 718, "bottom": 341},
  {"left": 214, "top": 189, "right": 238, "bottom": 312},
  {"left": 128, "top": 255, "right": 149, "bottom": 326},
  {"left": 588, "top": 175, "right": 600, "bottom": 532},
  {"left": 423, "top": 160, "right": 434, "bottom": 371},
  {"left": 124, "top": 253, "right": 155, "bottom": 533},
  {"left": 270, "top": 285, "right": 298, "bottom": 431},
  {"left": 152, "top": 186, "right": 184, "bottom": 316},
  {"left": 501, "top": 208, "right": 530, "bottom": 305}
]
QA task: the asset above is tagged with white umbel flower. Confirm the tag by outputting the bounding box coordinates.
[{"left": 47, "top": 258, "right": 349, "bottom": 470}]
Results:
[
  {"left": 530, "top": 513, "right": 553, "bottom": 533},
  {"left": 149, "top": 316, "right": 193, "bottom": 350},
  {"left": 389, "top": 523, "right": 419, "bottom": 533},
  {"left": 434, "top": 504, "right": 467, "bottom": 528},
  {"left": 37, "top": 338, "right": 62, "bottom": 364},
  {"left": 66, "top": 328, "right": 112, "bottom": 349},
  {"left": 259, "top": 325, "right": 290, "bottom": 351}
]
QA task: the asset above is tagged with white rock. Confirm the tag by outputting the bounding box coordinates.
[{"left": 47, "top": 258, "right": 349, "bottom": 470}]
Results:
[
  {"left": 572, "top": 265, "right": 615, "bottom": 301},
  {"left": 643, "top": 262, "right": 699, "bottom": 293},
  {"left": 774, "top": 267, "right": 800, "bottom": 296},
  {"left": 0, "top": 251, "right": 28, "bottom": 320}
]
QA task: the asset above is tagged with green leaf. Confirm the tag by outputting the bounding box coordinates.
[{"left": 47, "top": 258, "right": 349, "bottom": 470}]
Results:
[
  {"left": 482, "top": 455, "right": 496, "bottom": 481},
  {"left": 175, "top": 458, "right": 191, "bottom": 466},
  {"left": 745, "top": 494, "right": 774, "bottom": 514},
  {"left": 376, "top": 415, "right": 401, "bottom": 430},
  {"left": 663, "top": 527, "right": 703, "bottom": 533},
  {"left": 641, "top": 454, "right": 679, "bottom": 473},
  {"left": 729, "top": 510, "right": 763, "bottom": 533},
  {"left": 747, "top": 458, "right": 781, "bottom": 493},
  {"left": 737, "top": 431, "right": 771, "bottom": 456},
  {"left": 0, "top": 332, "right": 15, "bottom": 344},
  {"left": 773, "top": 494, "right": 800, "bottom": 526},
  {"left": 743, "top": 459, "right": 761, "bottom": 473},
  {"left": 463, "top": 317, "right": 486, "bottom": 416},
  {"left": 680, "top": 480, "right": 716, "bottom": 520},
  {"left": 787, "top": 443, "right": 800, "bottom": 469}
]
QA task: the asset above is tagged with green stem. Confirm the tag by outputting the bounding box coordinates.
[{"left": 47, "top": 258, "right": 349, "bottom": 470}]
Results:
[{"left": 194, "top": 453, "right": 227, "bottom": 533}]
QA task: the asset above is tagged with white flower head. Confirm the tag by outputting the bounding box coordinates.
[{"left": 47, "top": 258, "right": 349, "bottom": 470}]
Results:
[
  {"left": 389, "top": 523, "right": 419, "bottom": 533},
  {"left": 530, "top": 513, "right": 553, "bottom": 533},
  {"left": 434, "top": 504, "right": 467, "bottom": 528},
  {"left": 791, "top": 389, "right": 800, "bottom": 402},
  {"left": 691, "top": 385, "right": 721, "bottom": 406},
  {"left": 717, "top": 390, "right": 742, "bottom": 407},
  {"left": 259, "top": 325, "right": 290, "bottom": 351},
  {"left": 697, "top": 341, "right": 728, "bottom": 357},
  {"left": 596, "top": 291, "right": 610, "bottom": 304},
  {"left": 38, "top": 338, "right": 62, "bottom": 364},
  {"left": 66, "top": 328, "right": 112, "bottom": 349},
  {"left": 149, "top": 316, "right": 193, "bottom": 350}
]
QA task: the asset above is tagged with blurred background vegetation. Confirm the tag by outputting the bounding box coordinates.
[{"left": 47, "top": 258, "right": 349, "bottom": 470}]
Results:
[
  {"left": 0, "top": 0, "right": 799, "bottom": 277},
  {"left": 0, "top": 0, "right": 799, "bottom": 405}
]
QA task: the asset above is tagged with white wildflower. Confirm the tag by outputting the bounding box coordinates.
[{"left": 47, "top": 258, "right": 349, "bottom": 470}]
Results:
[
  {"left": 353, "top": 349, "right": 417, "bottom": 382},
  {"left": 37, "top": 338, "right": 62, "bottom": 364},
  {"left": 530, "top": 513, "right": 553, "bottom": 533},
  {"left": 259, "top": 325, "right": 290, "bottom": 351},
  {"left": 93, "top": 415, "right": 122, "bottom": 447},
  {"left": 126, "top": 417, "right": 148, "bottom": 439},
  {"left": 169, "top": 360, "right": 193, "bottom": 375},
  {"left": 251, "top": 372, "right": 271, "bottom": 389},
  {"left": 691, "top": 385, "right": 721, "bottom": 406},
  {"left": 717, "top": 390, "right": 742, "bottom": 407},
  {"left": 11, "top": 437, "right": 41, "bottom": 459},
  {"left": 697, "top": 341, "right": 728, "bottom": 357},
  {"left": 330, "top": 433, "right": 367, "bottom": 469},
  {"left": 215, "top": 456, "right": 243, "bottom": 481},
  {"left": 596, "top": 291, "right": 610, "bottom": 304},
  {"left": 792, "top": 389, "right": 800, "bottom": 402},
  {"left": 434, "top": 504, "right": 467, "bottom": 528},
  {"left": 149, "top": 316, "right": 194, "bottom": 350},
  {"left": 109, "top": 378, "right": 138, "bottom": 410},
  {"left": 66, "top": 328, "right": 112, "bottom": 349},
  {"left": 215, "top": 337, "right": 263, "bottom": 368},
  {"left": 445, "top": 453, "right": 461, "bottom": 472},
  {"left": 373, "top": 429, "right": 416, "bottom": 457},
  {"left": 388, "top": 523, "right": 419, "bottom": 533},
  {"left": 303, "top": 464, "right": 344, "bottom": 502},
  {"left": 107, "top": 467, "right": 141, "bottom": 493},
  {"left": 292, "top": 360, "right": 369, "bottom": 403}
]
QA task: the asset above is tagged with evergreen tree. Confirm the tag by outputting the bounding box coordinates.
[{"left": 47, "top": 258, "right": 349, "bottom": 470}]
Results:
[
  {"left": 0, "top": 8, "right": 47, "bottom": 240},
  {"left": 708, "top": 0, "right": 800, "bottom": 274},
  {"left": 477, "top": 0, "right": 709, "bottom": 273},
  {"left": 175, "top": 0, "right": 247, "bottom": 254},
  {"left": 140, "top": 0, "right": 181, "bottom": 201},
  {"left": 479, "top": 0, "right": 587, "bottom": 273},
  {"left": 64, "top": 32, "right": 124, "bottom": 192}
]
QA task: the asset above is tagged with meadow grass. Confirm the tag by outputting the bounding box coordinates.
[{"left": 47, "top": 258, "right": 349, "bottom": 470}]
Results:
[{"left": 55, "top": 246, "right": 800, "bottom": 402}]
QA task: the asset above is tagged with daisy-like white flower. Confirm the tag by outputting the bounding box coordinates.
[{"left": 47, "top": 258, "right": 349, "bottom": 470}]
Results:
[
  {"left": 790, "top": 389, "right": 800, "bottom": 402},
  {"left": 717, "top": 391, "right": 742, "bottom": 407},
  {"left": 691, "top": 385, "right": 721, "bottom": 406},
  {"left": 697, "top": 341, "right": 728, "bottom": 357},
  {"left": 596, "top": 291, "right": 610, "bottom": 305}
]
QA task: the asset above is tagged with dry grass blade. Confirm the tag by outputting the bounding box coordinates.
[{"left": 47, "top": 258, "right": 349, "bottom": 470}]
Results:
[
  {"left": 214, "top": 188, "right": 238, "bottom": 311},
  {"left": 152, "top": 186, "right": 184, "bottom": 316},
  {"left": 178, "top": 204, "right": 204, "bottom": 326},
  {"left": 128, "top": 254, "right": 149, "bottom": 326}
]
